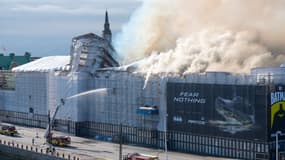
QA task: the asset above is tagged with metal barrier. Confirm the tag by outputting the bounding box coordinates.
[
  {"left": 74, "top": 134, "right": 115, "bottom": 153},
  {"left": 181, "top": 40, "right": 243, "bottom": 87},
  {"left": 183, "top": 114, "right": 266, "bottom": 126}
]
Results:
[{"left": 0, "top": 138, "right": 79, "bottom": 160}]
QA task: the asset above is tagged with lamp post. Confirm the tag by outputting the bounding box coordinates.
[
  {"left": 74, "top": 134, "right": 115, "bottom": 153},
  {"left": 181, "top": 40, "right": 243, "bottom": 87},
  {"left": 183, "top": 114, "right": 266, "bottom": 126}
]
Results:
[
  {"left": 271, "top": 131, "right": 285, "bottom": 160},
  {"left": 276, "top": 131, "right": 281, "bottom": 160},
  {"left": 164, "top": 114, "right": 168, "bottom": 160},
  {"left": 119, "top": 123, "right": 122, "bottom": 160}
]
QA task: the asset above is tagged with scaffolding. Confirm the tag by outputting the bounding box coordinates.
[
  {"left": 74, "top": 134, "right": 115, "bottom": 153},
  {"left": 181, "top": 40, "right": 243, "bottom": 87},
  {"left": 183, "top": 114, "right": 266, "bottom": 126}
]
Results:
[{"left": 0, "top": 71, "right": 15, "bottom": 90}]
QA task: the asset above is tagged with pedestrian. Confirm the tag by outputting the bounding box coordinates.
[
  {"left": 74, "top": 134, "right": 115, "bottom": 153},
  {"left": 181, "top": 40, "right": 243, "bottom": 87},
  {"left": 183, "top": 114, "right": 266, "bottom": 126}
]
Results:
[
  {"left": 32, "top": 138, "right": 35, "bottom": 145},
  {"left": 52, "top": 147, "right": 56, "bottom": 155}
]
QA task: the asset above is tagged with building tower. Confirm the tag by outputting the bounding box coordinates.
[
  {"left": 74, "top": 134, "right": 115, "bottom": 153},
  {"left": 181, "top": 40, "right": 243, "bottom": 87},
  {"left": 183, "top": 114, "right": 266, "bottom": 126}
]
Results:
[{"left": 102, "top": 10, "right": 112, "bottom": 43}]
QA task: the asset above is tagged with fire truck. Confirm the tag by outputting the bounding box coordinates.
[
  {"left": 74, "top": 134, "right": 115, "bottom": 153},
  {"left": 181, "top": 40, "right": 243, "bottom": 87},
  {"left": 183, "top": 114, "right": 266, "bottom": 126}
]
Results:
[
  {"left": 46, "top": 132, "right": 71, "bottom": 146},
  {"left": 0, "top": 124, "right": 18, "bottom": 136},
  {"left": 123, "top": 153, "right": 159, "bottom": 160},
  {"left": 44, "top": 99, "right": 71, "bottom": 146}
]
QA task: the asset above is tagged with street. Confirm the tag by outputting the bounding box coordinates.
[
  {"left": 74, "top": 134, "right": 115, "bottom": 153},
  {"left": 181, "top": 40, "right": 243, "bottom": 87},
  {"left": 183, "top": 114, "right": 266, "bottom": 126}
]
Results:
[{"left": 0, "top": 123, "right": 234, "bottom": 160}]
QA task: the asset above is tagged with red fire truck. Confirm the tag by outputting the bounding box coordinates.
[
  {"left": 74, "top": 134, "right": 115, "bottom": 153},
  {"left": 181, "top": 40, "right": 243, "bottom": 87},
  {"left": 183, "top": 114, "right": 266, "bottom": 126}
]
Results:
[
  {"left": 0, "top": 124, "right": 18, "bottom": 136},
  {"left": 123, "top": 152, "right": 159, "bottom": 160}
]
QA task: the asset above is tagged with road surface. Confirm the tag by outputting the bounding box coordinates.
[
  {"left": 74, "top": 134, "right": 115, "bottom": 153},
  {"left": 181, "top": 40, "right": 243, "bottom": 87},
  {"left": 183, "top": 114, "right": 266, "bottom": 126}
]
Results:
[{"left": 0, "top": 123, "right": 234, "bottom": 160}]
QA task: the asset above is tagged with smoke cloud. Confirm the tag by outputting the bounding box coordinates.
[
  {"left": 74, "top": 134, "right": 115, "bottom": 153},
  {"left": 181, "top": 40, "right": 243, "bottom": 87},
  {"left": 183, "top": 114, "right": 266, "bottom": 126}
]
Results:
[{"left": 114, "top": 0, "right": 285, "bottom": 74}]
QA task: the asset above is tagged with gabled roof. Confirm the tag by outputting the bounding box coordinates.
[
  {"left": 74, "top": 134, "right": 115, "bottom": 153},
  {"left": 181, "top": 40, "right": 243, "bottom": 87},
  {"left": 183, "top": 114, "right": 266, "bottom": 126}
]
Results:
[
  {"left": 12, "top": 56, "right": 70, "bottom": 72},
  {"left": 72, "top": 33, "right": 105, "bottom": 41}
]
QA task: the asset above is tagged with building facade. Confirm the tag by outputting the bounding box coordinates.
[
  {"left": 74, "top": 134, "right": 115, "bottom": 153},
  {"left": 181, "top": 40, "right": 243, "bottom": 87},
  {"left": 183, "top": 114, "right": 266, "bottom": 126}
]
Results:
[{"left": 0, "top": 12, "right": 285, "bottom": 160}]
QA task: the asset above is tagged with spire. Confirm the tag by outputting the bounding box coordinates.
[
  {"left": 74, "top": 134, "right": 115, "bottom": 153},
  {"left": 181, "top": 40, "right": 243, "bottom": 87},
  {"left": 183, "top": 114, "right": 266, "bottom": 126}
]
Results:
[
  {"left": 103, "top": 10, "right": 112, "bottom": 42},
  {"left": 105, "top": 11, "right": 109, "bottom": 24}
]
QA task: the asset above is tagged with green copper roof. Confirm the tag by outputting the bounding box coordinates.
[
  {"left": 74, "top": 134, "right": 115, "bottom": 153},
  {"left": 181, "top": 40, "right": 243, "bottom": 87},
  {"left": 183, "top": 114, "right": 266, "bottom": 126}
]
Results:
[{"left": 0, "top": 53, "right": 32, "bottom": 70}]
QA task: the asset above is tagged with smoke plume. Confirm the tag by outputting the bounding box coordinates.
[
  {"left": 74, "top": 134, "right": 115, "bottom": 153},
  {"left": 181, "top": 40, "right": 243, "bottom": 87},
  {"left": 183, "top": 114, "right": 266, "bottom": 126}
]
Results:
[{"left": 114, "top": 0, "right": 285, "bottom": 74}]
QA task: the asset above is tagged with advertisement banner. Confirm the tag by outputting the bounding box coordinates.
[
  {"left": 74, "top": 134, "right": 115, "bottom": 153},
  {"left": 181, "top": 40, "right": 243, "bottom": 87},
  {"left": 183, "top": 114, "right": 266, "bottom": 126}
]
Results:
[
  {"left": 167, "top": 83, "right": 267, "bottom": 140},
  {"left": 270, "top": 85, "right": 285, "bottom": 136}
]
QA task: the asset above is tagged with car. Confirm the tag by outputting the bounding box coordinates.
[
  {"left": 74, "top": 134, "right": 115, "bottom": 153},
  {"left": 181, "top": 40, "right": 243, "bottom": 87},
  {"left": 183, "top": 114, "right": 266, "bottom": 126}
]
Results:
[
  {"left": 124, "top": 152, "right": 159, "bottom": 160},
  {"left": 0, "top": 124, "right": 18, "bottom": 136}
]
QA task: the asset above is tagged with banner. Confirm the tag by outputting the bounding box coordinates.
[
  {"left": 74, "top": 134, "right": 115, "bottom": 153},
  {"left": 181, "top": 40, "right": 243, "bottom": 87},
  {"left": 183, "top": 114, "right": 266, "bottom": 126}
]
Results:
[
  {"left": 270, "top": 85, "right": 285, "bottom": 134},
  {"left": 167, "top": 83, "right": 267, "bottom": 140}
]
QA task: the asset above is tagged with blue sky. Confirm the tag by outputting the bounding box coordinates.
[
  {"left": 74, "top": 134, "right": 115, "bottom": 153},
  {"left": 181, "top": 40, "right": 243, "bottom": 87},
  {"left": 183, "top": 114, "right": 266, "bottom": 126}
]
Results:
[{"left": 0, "top": 0, "right": 140, "bottom": 57}]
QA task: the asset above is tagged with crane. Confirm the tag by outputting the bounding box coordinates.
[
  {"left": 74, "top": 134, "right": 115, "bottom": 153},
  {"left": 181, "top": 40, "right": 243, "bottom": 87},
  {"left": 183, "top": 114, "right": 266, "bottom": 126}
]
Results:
[{"left": 44, "top": 98, "right": 71, "bottom": 146}]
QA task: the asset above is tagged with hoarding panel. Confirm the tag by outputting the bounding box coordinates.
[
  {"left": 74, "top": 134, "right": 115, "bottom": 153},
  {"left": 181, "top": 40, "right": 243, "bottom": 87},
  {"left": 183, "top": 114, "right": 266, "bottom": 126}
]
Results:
[
  {"left": 167, "top": 83, "right": 267, "bottom": 140},
  {"left": 269, "top": 85, "right": 285, "bottom": 141}
]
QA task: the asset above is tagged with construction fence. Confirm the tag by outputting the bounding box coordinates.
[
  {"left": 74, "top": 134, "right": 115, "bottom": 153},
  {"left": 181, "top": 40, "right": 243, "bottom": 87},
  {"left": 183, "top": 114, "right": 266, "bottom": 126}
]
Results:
[
  {"left": 75, "top": 121, "right": 270, "bottom": 160},
  {"left": 0, "top": 110, "right": 272, "bottom": 160},
  {"left": 0, "top": 110, "right": 76, "bottom": 134}
]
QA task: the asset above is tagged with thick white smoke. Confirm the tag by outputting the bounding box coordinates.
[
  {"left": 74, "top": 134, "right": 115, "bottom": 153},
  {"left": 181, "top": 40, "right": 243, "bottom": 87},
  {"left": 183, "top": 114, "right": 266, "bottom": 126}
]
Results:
[{"left": 114, "top": 0, "right": 285, "bottom": 74}]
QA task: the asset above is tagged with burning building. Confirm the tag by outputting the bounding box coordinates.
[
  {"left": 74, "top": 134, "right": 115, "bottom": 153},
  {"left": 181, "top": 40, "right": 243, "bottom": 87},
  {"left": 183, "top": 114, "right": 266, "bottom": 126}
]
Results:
[{"left": 0, "top": 6, "right": 285, "bottom": 160}]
